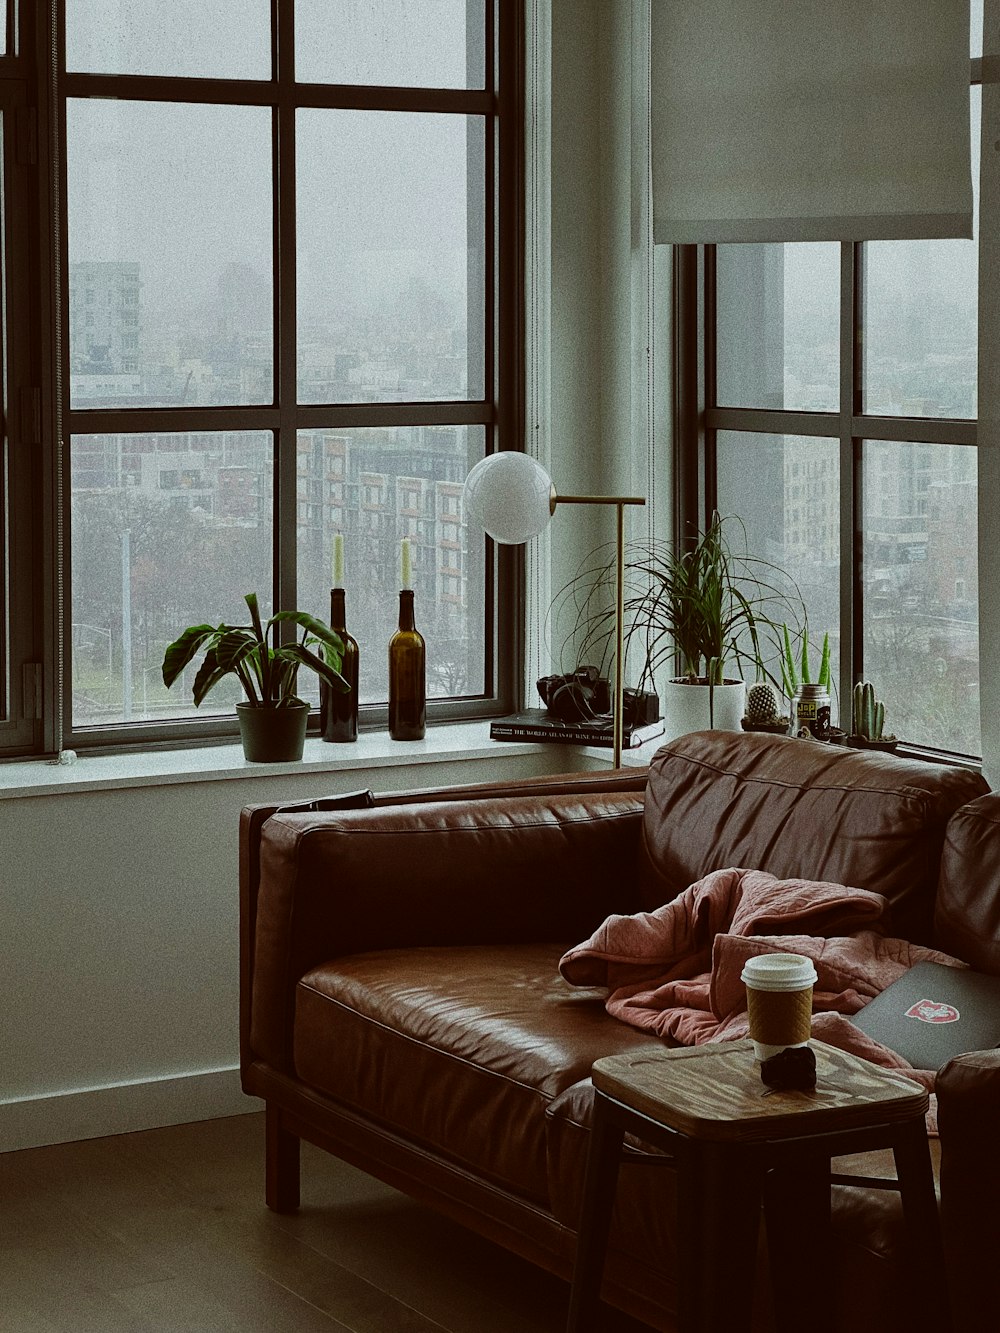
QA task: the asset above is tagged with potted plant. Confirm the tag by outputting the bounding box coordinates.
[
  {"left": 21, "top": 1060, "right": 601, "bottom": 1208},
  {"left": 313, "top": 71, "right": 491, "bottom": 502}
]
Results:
[
  {"left": 742, "top": 683, "right": 790, "bottom": 734},
  {"left": 162, "top": 592, "right": 349, "bottom": 762},
  {"left": 847, "top": 680, "right": 898, "bottom": 753},
  {"left": 550, "top": 513, "right": 808, "bottom": 739},
  {"left": 780, "top": 625, "right": 842, "bottom": 741}
]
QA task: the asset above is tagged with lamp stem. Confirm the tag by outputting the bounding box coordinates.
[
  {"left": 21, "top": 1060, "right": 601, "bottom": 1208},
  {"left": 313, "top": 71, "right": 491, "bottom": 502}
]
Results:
[{"left": 614, "top": 501, "right": 625, "bottom": 768}]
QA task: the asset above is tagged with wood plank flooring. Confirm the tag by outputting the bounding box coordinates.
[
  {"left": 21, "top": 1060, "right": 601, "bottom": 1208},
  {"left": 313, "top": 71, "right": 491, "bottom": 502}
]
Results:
[{"left": 0, "top": 1112, "right": 649, "bottom": 1333}]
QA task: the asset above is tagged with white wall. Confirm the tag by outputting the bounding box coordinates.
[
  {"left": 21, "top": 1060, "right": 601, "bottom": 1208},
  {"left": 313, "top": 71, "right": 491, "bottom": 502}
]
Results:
[
  {"left": 0, "top": 743, "right": 593, "bottom": 1151},
  {"left": 535, "top": 0, "right": 672, "bottom": 687}
]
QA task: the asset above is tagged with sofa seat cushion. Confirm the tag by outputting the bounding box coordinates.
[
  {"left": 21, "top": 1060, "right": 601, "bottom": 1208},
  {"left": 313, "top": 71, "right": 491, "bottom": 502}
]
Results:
[{"left": 294, "top": 941, "right": 657, "bottom": 1204}]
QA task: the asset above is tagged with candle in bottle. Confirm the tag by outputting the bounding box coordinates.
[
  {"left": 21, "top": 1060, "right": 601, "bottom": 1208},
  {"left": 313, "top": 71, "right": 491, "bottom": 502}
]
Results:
[
  {"left": 400, "top": 536, "right": 412, "bottom": 590},
  {"left": 332, "top": 533, "right": 344, "bottom": 588}
]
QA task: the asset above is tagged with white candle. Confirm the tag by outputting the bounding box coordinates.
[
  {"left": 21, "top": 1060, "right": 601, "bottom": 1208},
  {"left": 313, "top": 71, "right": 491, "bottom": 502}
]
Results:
[
  {"left": 332, "top": 533, "right": 344, "bottom": 587},
  {"left": 401, "top": 537, "right": 412, "bottom": 590}
]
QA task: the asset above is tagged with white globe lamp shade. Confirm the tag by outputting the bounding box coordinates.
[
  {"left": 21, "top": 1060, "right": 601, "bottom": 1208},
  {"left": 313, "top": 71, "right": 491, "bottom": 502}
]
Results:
[{"left": 463, "top": 453, "right": 555, "bottom": 544}]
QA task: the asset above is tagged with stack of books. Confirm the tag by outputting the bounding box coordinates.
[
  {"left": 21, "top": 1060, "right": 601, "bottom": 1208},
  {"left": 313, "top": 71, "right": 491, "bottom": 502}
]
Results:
[{"left": 489, "top": 708, "right": 665, "bottom": 749}]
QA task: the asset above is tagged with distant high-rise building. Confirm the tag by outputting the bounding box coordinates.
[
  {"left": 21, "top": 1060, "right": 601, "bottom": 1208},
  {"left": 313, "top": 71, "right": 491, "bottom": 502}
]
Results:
[{"left": 69, "top": 261, "right": 143, "bottom": 376}]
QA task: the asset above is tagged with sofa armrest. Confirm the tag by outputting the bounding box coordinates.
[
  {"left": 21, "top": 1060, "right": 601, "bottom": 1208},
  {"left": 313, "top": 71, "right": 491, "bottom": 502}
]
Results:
[
  {"left": 242, "top": 785, "right": 646, "bottom": 1074},
  {"left": 936, "top": 1048, "right": 1000, "bottom": 1327}
]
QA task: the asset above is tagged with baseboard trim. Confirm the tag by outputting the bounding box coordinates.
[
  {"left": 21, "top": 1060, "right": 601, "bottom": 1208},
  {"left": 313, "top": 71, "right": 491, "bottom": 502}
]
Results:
[{"left": 1, "top": 1066, "right": 259, "bottom": 1153}]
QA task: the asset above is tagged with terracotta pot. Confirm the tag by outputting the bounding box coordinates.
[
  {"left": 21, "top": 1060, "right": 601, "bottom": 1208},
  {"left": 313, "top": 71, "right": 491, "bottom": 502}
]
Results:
[
  {"left": 236, "top": 701, "right": 310, "bottom": 762},
  {"left": 662, "top": 678, "right": 745, "bottom": 742}
]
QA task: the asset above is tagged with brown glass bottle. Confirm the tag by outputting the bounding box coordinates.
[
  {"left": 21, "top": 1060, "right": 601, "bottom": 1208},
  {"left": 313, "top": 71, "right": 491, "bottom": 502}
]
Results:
[
  {"left": 388, "top": 589, "right": 426, "bottom": 740},
  {"left": 320, "top": 588, "right": 359, "bottom": 742}
]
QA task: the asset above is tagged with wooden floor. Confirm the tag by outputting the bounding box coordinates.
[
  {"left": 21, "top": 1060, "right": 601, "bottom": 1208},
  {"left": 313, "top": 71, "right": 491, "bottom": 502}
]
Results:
[{"left": 0, "top": 1112, "right": 650, "bottom": 1332}]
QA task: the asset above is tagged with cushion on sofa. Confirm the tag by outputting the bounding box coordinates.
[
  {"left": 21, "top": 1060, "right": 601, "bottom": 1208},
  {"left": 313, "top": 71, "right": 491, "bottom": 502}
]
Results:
[
  {"left": 934, "top": 792, "right": 1000, "bottom": 974},
  {"left": 640, "top": 731, "right": 988, "bottom": 941},
  {"left": 293, "top": 941, "right": 655, "bottom": 1204}
]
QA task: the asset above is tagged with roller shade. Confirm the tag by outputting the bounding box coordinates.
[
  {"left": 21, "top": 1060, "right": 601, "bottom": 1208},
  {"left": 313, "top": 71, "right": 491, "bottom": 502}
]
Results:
[{"left": 651, "top": 0, "right": 974, "bottom": 244}]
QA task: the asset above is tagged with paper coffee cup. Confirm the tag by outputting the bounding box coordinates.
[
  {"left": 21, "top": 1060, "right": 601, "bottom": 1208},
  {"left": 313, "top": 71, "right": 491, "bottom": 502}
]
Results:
[{"left": 741, "top": 953, "right": 817, "bottom": 1062}]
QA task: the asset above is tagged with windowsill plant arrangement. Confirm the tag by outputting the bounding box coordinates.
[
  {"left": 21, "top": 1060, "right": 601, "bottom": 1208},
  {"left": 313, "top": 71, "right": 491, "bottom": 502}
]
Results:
[
  {"left": 548, "top": 512, "right": 809, "bottom": 738},
  {"left": 162, "top": 592, "right": 349, "bottom": 762}
]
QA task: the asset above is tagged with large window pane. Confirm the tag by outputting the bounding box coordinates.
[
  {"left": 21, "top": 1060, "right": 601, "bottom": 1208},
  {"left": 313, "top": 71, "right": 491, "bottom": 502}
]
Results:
[
  {"left": 296, "top": 425, "right": 485, "bottom": 706},
  {"left": 68, "top": 100, "right": 273, "bottom": 409},
  {"left": 297, "top": 109, "right": 484, "bottom": 404},
  {"left": 863, "top": 441, "right": 979, "bottom": 753},
  {"left": 71, "top": 432, "right": 273, "bottom": 727},
  {"left": 972, "top": 0, "right": 984, "bottom": 56},
  {"left": 717, "top": 431, "right": 841, "bottom": 712},
  {"left": 863, "top": 91, "right": 980, "bottom": 419},
  {"left": 716, "top": 243, "right": 840, "bottom": 412},
  {"left": 296, "top": 0, "right": 486, "bottom": 89},
  {"left": 66, "top": 1, "right": 271, "bottom": 79}
]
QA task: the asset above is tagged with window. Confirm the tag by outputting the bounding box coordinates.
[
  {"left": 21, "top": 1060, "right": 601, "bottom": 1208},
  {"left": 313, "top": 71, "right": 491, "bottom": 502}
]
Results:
[
  {"left": 687, "top": 24, "right": 984, "bottom": 759},
  {"left": 1, "top": 1, "right": 521, "bottom": 757}
]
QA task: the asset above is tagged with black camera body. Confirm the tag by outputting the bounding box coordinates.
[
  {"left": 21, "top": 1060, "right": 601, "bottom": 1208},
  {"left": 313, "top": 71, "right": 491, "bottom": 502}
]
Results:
[{"left": 536, "top": 665, "right": 660, "bottom": 727}]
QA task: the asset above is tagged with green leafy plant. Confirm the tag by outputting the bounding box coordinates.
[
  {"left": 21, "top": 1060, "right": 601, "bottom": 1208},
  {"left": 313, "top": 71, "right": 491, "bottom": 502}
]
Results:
[
  {"left": 162, "top": 592, "right": 349, "bottom": 708},
  {"left": 781, "top": 626, "right": 831, "bottom": 699},
  {"left": 549, "top": 512, "right": 808, "bottom": 696}
]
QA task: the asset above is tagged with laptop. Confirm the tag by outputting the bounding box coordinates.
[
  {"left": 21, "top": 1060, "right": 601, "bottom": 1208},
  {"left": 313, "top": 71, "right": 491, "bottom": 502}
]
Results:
[{"left": 849, "top": 961, "right": 1000, "bottom": 1069}]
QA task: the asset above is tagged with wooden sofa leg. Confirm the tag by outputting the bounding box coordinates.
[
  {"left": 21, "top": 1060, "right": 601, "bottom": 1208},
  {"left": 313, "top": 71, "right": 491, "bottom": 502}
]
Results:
[{"left": 265, "top": 1102, "right": 300, "bottom": 1213}]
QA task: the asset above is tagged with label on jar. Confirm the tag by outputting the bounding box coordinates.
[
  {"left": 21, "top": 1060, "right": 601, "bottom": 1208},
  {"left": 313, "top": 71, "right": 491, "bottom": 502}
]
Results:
[{"left": 796, "top": 700, "right": 831, "bottom": 740}]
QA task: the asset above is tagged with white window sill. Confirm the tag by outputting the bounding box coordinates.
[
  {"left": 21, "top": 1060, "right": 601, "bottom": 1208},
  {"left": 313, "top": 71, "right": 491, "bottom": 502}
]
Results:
[{"left": 0, "top": 722, "right": 642, "bottom": 801}]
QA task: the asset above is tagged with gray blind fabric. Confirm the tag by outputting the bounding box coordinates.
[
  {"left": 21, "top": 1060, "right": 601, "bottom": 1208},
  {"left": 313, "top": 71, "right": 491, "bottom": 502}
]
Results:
[{"left": 651, "top": 0, "right": 974, "bottom": 244}]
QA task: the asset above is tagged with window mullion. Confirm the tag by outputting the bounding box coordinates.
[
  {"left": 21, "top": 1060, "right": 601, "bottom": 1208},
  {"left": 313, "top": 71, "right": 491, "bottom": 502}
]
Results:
[
  {"left": 839, "top": 242, "right": 859, "bottom": 718},
  {"left": 274, "top": 0, "right": 296, "bottom": 622}
]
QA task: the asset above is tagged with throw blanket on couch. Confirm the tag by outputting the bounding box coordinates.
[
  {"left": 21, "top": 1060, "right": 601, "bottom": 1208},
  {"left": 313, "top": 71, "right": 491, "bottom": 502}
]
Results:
[{"left": 559, "top": 867, "right": 966, "bottom": 1091}]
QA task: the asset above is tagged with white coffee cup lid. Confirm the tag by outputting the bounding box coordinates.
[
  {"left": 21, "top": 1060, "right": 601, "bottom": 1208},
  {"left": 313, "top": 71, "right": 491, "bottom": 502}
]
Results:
[{"left": 741, "top": 952, "right": 818, "bottom": 991}]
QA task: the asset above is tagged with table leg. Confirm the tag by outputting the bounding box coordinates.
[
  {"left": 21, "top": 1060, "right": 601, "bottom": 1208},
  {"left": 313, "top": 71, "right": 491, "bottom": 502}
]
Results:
[
  {"left": 764, "top": 1157, "right": 832, "bottom": 1333},
  {"left": 893, "top": 1117, "right": 952, "bottom": 1333},
  {"left": 566, "top": 1092, "right": 626, "bottom": 1333},
  {"left": 687, "top": 1142, "right": 763, "bottom": 1333}
]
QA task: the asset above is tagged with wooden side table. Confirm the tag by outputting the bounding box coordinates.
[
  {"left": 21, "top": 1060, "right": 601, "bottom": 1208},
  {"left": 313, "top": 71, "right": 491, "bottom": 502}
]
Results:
[{"left": 566, "top": 1039, "right": 949, "bottom": 1333}]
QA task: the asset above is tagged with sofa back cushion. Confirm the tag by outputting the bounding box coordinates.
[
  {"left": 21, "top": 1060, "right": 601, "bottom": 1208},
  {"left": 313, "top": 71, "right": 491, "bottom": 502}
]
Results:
[
  {"left": 935, "top": 793, "right": 1000, "bottom": 974},
  {"left": 641, "top": 731, "right": 988, "bottom": 943}
]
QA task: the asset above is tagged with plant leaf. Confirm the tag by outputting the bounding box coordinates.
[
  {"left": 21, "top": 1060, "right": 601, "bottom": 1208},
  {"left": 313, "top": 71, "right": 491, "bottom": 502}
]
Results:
[
  {"left": 162, "top": 624, "right": 218, "bottom": 688},
  {"left": 271, "top": 611, "right": 345, "bottom": 661},
  {"left": 192, "top": 647, "right": 229, "bottom": 706},
  {"left": 276, "top": 641, "right": 350, "bottom": 693},
  {"left": 215, "top": 628, "right": 257, "bottom": 673}
]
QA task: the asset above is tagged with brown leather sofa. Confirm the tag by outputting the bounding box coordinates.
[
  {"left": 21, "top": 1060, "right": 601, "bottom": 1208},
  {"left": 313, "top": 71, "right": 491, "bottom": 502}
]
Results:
[{"left": 239, "top": 731, "right": 1000, "bottom": 1331}]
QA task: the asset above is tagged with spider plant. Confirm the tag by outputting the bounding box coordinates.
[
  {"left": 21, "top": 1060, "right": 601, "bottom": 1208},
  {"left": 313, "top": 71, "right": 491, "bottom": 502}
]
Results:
[{"left": 548, "top": 512, "right": 808, "bottom": 698}]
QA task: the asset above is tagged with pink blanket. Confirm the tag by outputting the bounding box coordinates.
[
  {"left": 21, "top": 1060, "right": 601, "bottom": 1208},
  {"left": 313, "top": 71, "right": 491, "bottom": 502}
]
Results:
[{"left": 560, "top": 868, "right": 967, "bottom": 1097}]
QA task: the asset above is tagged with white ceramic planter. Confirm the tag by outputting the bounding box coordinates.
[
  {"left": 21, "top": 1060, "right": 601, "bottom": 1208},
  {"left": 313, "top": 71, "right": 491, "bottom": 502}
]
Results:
[{"left": 661, "top": 679, "right": 746, "bottom": 742}]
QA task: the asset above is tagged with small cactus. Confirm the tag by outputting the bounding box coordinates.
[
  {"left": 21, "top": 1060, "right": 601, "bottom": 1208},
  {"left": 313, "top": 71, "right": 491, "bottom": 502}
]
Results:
[
  {"left": 746, "top": 683, "right": 780, "bottom": 724},
  {"left": 853, "top": 681, "right": 886, "bottom": 740}
]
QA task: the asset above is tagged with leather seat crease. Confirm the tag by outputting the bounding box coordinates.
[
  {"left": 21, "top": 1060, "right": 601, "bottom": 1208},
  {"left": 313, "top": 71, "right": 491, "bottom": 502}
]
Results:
[{"left": 294, "top": 941, "right": 656, "bottom": 1203}]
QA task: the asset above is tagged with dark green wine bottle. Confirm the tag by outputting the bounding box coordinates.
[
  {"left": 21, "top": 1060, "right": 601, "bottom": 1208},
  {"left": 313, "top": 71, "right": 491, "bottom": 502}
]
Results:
[
  {"left": 388, "top": 589, "right": 425, "bottom": 740},
  {"left": 320, "top": 587, "right": 359, "bottom": 743}
]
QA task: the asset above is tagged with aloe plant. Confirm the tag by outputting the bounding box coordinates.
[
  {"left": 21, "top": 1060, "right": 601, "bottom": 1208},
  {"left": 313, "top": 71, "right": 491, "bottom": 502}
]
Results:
[
  {"left": 162, "top": 592, "right": 349, "bottom": 708},
  {"left": 780, "top": 626, "right": 831, "bottom": 699}
]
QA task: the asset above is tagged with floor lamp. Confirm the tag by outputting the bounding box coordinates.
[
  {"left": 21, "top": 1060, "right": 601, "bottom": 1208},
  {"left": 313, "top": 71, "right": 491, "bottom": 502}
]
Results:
[{"left": 464, "top": 453, "right": 645, "bottom": 768}]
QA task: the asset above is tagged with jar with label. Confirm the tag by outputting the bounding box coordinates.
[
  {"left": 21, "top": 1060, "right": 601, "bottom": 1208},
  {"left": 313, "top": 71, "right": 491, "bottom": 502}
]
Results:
[{"left": 792, "top": 682, "right": 832, "bottom": 741}]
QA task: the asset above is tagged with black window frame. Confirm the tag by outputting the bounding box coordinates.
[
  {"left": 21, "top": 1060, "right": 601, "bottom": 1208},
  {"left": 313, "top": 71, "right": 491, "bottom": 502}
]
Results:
[
  {"left": 676, "top": 59, "right": 984, "bottom": 764},
  {"left": 1, "top": 0, "right": 523, "bottom": 760}
]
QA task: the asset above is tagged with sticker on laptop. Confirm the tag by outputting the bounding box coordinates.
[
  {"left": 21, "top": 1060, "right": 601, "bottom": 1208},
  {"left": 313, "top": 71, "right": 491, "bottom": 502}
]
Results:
[{"left": 904, "top": 999, "right": 960, "bottom": 1024}]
